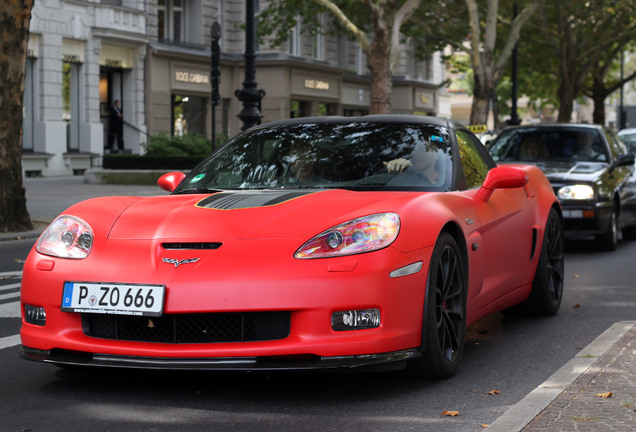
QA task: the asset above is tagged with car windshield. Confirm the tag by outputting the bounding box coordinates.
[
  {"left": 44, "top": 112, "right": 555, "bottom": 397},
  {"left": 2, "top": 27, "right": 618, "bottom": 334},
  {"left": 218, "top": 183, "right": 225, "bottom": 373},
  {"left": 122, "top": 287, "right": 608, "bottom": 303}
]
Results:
[
  {"left": 619, "top": 131, "right": 636, "bottom": 153},
  {"left": 490, "top": 127, "right": 608, "bottom": 163},
  {"left": 174, "top": 122, "right": 453, "bottom": 193}
]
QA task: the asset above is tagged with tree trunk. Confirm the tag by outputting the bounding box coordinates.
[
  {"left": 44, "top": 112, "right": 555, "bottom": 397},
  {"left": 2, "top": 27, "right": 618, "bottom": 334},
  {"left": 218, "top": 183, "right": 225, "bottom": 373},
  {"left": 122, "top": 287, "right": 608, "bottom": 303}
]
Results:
[
  {"left": 0, "top": 0, "right": 34, "bottom": 233},
  {"left": 367, "top": 27, "right": 393, "bottom": 114},
  {"left": 591, "top": 76, "right": 607, "bottom": 126},
  {"left": 557, "top": 83, "right": 575, "bottom": 123},
  {"left": 470, "top": 60, "right": 495, "bottom": 125}
]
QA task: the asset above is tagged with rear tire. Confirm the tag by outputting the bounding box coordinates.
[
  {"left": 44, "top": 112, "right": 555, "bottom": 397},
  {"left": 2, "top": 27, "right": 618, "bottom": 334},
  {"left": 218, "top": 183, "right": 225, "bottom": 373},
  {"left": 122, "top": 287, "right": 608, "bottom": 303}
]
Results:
[
  {"left": 406, "top": 232, "right": 466, "bottom": 378},
  {"left": 527, "top": 208, "right": 565, "bottom": 315}
]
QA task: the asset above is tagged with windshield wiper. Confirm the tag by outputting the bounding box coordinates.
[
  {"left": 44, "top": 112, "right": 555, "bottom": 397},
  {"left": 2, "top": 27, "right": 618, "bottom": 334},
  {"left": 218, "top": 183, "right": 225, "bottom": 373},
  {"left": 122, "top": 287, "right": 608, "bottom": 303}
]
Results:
[{"left": 174, "top": 187, "right": 223, "bottom": 195}]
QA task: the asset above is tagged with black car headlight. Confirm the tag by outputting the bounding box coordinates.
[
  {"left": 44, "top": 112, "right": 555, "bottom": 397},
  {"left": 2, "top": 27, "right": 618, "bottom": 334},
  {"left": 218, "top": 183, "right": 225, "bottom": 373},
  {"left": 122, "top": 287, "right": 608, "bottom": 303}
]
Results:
[{"left": 557, "top": 185, "right": 594, "bottom": 200}]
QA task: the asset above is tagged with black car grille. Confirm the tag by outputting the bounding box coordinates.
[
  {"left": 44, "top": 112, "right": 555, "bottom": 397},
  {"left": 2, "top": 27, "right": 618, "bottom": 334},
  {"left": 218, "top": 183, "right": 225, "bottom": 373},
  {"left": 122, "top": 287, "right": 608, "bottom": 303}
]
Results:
[{"left": 82, "top": 312, "right": 291, "bottom": 344}]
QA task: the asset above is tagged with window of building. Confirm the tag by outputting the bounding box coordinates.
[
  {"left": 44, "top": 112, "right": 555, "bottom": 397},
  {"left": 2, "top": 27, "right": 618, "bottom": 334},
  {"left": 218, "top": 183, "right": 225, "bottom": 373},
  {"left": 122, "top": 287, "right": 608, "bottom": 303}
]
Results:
[
  {"left": 313, "top": 14, "right": 325, "bottom": 61},
  {"left": 62, "top": 61, "right": 81, "bottom": 152},
  {"left": 172, "top": 94, "right": 207, "bottom": 136},
  {"left": 290, "top": 100, "right": 308, "bottom": 118},
  {"left": 288, "top": 18, "right": 301, "bottom": 57},
  {"left": 23, "top": 58, "right": 35, "bottom": 152},
  {"left": 318, "top": 102, "right": 336, "bottom": 116},
  {"left": 158, "top": 0, "right": 185, "bottom": 43},
  {"left": 356, "top": 45, "right": 366, "bottom": 75}
]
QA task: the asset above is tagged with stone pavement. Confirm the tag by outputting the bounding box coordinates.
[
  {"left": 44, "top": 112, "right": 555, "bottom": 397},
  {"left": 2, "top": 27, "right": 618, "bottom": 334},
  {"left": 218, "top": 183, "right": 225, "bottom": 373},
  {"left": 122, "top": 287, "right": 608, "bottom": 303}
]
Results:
[
  {"left": 521, "top": 322, "right": 636, "bottom": 432},
  {"left": 2, "top": 175, "right": 636, "bottom": 431}
]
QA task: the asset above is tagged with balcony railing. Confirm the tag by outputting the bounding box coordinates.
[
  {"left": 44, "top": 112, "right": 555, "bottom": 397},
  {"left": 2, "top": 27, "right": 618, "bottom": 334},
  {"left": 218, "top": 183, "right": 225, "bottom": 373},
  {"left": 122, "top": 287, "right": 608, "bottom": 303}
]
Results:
[{"left": 95, "top": 5, "right": 146, "bottom": 35}]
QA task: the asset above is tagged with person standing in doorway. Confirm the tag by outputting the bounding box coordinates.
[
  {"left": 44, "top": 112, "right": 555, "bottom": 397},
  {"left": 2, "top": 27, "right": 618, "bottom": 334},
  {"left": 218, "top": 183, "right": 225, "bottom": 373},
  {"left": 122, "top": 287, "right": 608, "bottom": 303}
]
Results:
[{"left": 108, "top": 99, "right": 124, "bottom": 153}]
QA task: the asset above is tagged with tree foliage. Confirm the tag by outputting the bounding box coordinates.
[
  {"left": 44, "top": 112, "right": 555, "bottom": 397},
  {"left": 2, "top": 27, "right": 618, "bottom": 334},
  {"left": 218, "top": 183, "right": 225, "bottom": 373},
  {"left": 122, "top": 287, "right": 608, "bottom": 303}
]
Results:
[
  {"left": 518, "top": 0, "right": 636, "bottom": 123},
  {"left": 0, "top": 0, "right": 33, "bottom": 233},
  {"left": 258, "top": 0, "right": 438, "bottom": 114}
]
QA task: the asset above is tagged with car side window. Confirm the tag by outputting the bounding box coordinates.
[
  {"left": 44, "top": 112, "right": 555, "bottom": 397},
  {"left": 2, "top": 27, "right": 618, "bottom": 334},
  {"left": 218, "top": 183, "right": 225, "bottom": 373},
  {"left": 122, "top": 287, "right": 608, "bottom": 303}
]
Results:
[
  {"left": 604, "top": 128, "right": 627, "bottom": 158},
  {"left": 456, "top": 130, "right": 491, "bottom": 189}
]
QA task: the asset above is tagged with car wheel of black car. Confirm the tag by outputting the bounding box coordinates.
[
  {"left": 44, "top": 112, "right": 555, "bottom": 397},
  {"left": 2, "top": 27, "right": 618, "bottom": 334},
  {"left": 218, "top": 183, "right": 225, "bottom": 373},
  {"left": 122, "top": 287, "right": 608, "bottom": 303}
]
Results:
[
  {"left": 621, "top": 224, "right": 636, "bottom": 241},
  {"left": 407, "top": 232, "right": 466, "bottom": 378},
  {"left": 527, "top": 208, "right": 564, "bottom": 315},
  {"left": 596, "top": 207, "right": 618, "bottom": 251}
]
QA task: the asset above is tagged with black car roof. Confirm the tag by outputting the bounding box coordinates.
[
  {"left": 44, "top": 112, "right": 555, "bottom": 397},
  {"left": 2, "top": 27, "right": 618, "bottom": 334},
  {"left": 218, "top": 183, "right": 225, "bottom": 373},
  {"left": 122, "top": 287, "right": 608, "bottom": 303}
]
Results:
[
  {"left": 501, "top": 123, "right": 604, "bottom": 131},
  {"left": 248, "top": 114, "right": 457, "bottom": 130}
]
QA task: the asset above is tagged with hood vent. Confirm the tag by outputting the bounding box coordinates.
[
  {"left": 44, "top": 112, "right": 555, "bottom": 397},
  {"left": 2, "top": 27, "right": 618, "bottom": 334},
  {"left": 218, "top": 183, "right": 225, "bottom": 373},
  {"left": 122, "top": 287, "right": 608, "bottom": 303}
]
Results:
[
  {"left": 162, "top": 242, "right": 222, "bottom": 250},
  {"left": 196, "top": 191, "right": 314, "bottom": 210}
]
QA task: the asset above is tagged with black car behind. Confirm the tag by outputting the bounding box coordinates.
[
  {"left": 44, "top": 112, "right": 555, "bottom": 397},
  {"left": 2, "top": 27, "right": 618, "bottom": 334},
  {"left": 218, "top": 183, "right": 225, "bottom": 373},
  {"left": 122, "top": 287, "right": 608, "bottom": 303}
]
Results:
[{"left": 489, "top": 124, "right": 636, "bottom": 250}]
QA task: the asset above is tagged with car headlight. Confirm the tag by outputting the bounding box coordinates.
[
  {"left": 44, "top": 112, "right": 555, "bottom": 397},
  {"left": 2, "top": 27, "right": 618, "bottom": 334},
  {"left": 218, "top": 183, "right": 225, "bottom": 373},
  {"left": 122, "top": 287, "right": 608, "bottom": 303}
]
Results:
[
  {"left": 36, "top": 216, "right": 93, "bottom": 259},
  {"left": 558, "top": 185, "right": 594, "bottom": 200},
  {"left": 295, "top": 213, "right": 400, "bottom": 259}
]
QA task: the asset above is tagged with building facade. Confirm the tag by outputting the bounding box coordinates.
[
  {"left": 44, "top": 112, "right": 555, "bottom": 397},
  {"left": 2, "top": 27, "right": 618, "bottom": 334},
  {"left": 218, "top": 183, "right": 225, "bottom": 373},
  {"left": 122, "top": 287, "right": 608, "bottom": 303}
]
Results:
[{"left": 24, "top": 0, "right": 450, "bottom": 177}]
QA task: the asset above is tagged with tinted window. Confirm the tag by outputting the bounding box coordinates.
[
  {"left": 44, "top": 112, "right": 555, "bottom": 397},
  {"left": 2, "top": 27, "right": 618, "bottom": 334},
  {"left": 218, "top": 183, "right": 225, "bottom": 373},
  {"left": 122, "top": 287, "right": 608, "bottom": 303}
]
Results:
[
  {"left": 174, "top": 122, "right": 454, "bottom": 192},
  {"left": 490, "top": 127, "right": 608, "bottom": 163},
  {"left": 456, "top": 130, "right": 490, "bottom": 189},
  {"left": 604, "top": 128, "right": 627, "bottom": 159}
]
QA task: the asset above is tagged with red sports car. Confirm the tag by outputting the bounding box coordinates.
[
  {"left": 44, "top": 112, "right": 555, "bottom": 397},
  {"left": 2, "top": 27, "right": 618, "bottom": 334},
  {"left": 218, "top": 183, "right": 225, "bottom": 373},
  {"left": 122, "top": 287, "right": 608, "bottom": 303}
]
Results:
[{"left": 20, "top": 115, "right": 564, "bottom": 378}]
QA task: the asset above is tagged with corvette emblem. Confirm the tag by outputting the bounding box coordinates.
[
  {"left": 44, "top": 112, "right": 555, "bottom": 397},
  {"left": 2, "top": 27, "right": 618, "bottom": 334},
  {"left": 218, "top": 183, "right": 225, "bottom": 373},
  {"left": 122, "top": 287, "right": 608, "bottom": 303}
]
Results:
[{"left": 162, "top": 258, "right": 201, "bottom": 267}]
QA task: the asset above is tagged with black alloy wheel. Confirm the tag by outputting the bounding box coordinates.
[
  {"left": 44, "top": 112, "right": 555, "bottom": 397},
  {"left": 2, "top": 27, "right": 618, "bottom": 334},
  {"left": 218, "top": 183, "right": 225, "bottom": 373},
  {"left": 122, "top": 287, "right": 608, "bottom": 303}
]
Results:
[
  {"left": 528, "top": 208, "right": 565, "bottom": 315},
  {"left": 407, "top": 232, "right": 466, "bottom": 378}
]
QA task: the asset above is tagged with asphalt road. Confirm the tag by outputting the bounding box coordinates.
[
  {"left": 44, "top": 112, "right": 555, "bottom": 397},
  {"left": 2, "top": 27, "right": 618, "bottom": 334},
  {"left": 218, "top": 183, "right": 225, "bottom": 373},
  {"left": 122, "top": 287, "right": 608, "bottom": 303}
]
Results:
[{"left": 2, "top": 235, "right": 636, "bottom": 431}]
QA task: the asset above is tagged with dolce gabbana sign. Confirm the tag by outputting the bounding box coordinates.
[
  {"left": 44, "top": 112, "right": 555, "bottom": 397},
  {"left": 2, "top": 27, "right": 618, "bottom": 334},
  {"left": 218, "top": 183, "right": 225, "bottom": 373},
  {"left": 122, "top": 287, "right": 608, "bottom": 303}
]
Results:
[
  {"left": 304, "top": 79, "right": 329, "bottom": 90},
  {"left": 175, "top": 71, "right": 209, "bottom": 84},
  {"left": 171, "top": 63, "right": 211, "bottom": 90}
]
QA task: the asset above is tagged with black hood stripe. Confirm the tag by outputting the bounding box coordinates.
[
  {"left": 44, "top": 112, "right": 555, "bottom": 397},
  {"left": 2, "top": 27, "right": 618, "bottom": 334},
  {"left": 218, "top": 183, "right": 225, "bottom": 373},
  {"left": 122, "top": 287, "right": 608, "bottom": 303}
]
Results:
[{"left": 196, "top": 191, "right": 316, "bottom": 210}]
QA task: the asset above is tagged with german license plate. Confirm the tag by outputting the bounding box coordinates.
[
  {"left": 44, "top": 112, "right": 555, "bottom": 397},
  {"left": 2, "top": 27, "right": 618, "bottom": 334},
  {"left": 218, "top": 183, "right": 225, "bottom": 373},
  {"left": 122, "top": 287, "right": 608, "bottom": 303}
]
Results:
[{"left": 61, "top": 282, "right": 165, "bottom": 316}]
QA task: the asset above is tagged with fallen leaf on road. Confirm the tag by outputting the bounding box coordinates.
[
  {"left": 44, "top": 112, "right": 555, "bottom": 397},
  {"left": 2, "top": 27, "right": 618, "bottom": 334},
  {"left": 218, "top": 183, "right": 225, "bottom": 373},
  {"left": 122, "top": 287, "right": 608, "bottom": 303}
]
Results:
[
  {"left": 442, "top": 410, "right": 459, "bottom": 417},
  {"left": 480, "top": 424, "right": 489, "bottom": 428},
  {"left": 487, "top": 390, "right": 500, "bottom": 396},
  {"left": 573, "top": 274, "right": 580, "bottom": 278},
  {"left": 573, "top": 304, "right": 581, "bottom": 308},
  {"left": 596, "top": 392, "right": 612, "bottom": 398}
]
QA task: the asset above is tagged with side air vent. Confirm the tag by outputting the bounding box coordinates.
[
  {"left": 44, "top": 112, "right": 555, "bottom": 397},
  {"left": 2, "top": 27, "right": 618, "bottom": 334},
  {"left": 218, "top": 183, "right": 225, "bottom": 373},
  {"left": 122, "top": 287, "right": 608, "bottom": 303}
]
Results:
[{"left": 162, "top": 242, "right": 223, "bottom": 250}]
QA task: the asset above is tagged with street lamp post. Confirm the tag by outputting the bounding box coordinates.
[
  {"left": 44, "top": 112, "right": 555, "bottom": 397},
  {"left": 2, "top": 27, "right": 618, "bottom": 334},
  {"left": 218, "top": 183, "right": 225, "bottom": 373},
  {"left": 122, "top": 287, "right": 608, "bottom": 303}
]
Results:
[
  {"left": 210, "top": 21, "right": 221, "bottom": 151},
  {"left": 509, "top": 3, "right": 521, "bottom": 126},
  {"left": 235, "top": 0, "right": 265, "bottom": 131}
]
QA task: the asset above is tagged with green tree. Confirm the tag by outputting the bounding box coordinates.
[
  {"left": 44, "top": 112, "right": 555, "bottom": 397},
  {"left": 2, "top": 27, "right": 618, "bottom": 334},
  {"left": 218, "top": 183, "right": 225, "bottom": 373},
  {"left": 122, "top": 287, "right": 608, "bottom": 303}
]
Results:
[
  {"left": 583, "top": 43, "right": 636, "bottom": 125},
  {"left": 521, "top": 0, "right": 636, "bottom": 122},
  {"left": 0, "top": 0, "right": 33, "bottom": 233},
  {"left": 258, "top": 0, "right": 425, "bottom": 114},
  {"left": 258, "top": 0, "right": 539, "bottom": 126}
]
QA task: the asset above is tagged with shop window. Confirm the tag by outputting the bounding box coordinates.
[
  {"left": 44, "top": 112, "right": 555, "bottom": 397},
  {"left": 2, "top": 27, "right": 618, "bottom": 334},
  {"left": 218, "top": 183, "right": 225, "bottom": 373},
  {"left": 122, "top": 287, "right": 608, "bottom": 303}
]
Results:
[
  {"left": 290, "top": 100, "right": 308, "bottom": 118},
  {"left": 159, "top": 0, "right": 185, "bottom": 43},
  {"left": 173, "top": 95, "right": 207, "bottom": 137},
  {"left": 318, "top": 103, "right": 336, "bottom": 116},
  {"left": 344, "top": 109, "right": 368, "bottom": 117}
]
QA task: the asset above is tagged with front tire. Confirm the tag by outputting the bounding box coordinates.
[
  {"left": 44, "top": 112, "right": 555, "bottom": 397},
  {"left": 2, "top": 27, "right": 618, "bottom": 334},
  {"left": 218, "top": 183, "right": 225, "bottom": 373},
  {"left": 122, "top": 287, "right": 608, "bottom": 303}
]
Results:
[
  {"left": 596, "top": 207, "right": 618, "bottom": 251},
  {"left": 407, "top": 232, "right": 466, "bottom": 378},
  {"left": 527, "top": 208, "right": 564, "bottom": 315}
]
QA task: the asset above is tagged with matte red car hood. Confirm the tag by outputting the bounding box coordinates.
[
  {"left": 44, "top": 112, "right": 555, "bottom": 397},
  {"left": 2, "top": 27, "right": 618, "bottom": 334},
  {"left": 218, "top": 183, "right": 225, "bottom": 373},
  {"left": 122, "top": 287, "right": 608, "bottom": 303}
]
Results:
[{"left": 106, "top": 189, "right": 411, "bottom": 240}]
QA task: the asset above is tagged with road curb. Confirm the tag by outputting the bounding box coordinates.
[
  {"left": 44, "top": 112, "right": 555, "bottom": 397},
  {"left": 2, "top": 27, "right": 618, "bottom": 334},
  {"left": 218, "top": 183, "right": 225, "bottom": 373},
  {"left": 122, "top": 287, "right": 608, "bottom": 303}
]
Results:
[{"left": 486, "top": 320, "right": 636, "bottom": 431}]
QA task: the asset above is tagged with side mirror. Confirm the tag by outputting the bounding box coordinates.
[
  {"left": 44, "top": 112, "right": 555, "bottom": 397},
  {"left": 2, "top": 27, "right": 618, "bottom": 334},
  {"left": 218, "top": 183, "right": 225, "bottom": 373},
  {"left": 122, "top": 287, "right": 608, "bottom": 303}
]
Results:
[
  {"left": 477, "top": 166, "right": 529, "bottom": 202},
  {"left": 617, "top": 153, "right": 635, "bottom": 167},
  {"left": 158, "top": 172, "right": 186, "bottom": 192}
]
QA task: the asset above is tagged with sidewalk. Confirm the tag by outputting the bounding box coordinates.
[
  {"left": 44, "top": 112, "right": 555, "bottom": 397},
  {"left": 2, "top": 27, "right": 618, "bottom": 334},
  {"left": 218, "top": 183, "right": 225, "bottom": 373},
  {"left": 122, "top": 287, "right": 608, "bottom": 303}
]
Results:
[
  {"left": 488, "top": 320, "right": 636, "bottom": 431},
  {"left": 0, "top": 175, "right": 168, "bottom": 241},
  {"left": 3, "top": 176, "right": 636, "bottom": 431}
]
